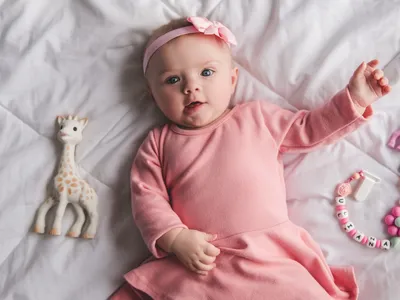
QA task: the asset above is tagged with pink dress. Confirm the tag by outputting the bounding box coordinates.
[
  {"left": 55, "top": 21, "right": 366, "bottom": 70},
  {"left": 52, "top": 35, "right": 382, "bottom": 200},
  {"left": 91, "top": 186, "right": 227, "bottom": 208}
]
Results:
[{"left": 112, "top": 88, "right": 373, "bottom": 300}]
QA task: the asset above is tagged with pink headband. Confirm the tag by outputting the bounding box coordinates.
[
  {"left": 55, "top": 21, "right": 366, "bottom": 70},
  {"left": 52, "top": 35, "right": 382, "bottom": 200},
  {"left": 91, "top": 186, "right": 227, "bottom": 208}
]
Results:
[{"left": 142, "top": 16, "right": 237, "bottom": 74}]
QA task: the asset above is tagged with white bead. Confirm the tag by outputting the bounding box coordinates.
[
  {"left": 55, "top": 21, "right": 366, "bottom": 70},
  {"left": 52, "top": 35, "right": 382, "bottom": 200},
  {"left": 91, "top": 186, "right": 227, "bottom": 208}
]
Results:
[
  {"left": 342, "top": 222, "right": 355, "bottom": 232},
  {"left": 336, "top": 209, "right": 349, "bottom": 220},
  {"left": 335, "top": 197, "right": 346, "bottom": 205},
  {"left": 353, "top": 231, "right": 364, "bottom": 243},
  {"left": 367, "top": 236, "right": 377, "bottom": 248},
  {"left": 382, "top": 239, "right": 391, "bottom": 250}
]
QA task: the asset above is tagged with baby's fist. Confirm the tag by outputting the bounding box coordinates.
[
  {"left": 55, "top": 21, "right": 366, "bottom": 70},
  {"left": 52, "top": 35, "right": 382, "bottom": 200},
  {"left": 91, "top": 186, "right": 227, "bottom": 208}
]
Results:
[
  {"left": 348, "top": 59, "right": 391, "bottom": 110},
  {"left": 170, "top": 229, "right": 220, "bottom": 276}
]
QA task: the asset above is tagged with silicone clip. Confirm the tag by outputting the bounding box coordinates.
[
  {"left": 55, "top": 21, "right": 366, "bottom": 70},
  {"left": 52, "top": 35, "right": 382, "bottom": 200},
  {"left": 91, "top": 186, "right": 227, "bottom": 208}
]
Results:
[{"left": 353, "top": 170, "right": 381, "bottom": 202}]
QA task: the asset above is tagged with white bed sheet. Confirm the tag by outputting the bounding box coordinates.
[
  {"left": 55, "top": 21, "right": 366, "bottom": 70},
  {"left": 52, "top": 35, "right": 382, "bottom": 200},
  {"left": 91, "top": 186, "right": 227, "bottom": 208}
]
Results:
[{"left": 1, "top": 0, "right": 400, "bottom": 299}]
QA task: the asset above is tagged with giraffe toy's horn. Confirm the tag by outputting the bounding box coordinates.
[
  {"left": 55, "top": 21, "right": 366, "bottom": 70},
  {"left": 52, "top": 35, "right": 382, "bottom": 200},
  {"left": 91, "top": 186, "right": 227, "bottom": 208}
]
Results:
[{"left": 56, "top": 116, "right": 64, "bottom": 125}]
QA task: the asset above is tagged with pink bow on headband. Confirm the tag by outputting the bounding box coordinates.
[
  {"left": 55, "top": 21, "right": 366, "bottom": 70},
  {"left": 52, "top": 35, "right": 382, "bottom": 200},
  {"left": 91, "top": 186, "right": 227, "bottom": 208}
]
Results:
[{"left": 187, "top": 16, "right": 237, "bottom": 46}]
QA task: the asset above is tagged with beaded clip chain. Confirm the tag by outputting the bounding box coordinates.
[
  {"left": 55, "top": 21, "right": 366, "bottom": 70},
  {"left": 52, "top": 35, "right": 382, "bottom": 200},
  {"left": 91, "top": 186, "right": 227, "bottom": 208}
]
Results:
[{"left": 334, "top": 170, "right": 400, "bottom": 250}]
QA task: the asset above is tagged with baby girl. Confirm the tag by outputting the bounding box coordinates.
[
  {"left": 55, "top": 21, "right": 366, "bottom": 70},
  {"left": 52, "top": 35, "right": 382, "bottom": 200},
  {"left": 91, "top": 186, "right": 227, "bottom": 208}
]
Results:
[{"left": 112, "top": 16, "right": 391, "bottom": 300}]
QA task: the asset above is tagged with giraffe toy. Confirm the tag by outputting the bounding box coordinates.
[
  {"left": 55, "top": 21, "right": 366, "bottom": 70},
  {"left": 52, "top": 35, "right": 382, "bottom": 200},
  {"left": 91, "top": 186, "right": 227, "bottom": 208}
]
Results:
[{"left": 33, "top": 115, "right": 99, "bottom": 239}]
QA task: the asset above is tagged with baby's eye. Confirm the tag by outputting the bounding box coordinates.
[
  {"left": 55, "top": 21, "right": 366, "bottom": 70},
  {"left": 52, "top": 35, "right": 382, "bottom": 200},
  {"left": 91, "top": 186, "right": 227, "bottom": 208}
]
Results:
[
  {"left": 201, "top": 69, "right": 214, "bottom": 77},
  {"left": 165, "top": 76, "right": 180, "bottom": 84}
]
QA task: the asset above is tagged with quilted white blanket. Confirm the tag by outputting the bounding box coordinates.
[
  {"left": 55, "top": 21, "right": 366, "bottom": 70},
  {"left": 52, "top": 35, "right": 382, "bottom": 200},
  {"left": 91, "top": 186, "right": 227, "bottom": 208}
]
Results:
[{"left": 1, "top": 1, "right": 400, "bottom": 299}]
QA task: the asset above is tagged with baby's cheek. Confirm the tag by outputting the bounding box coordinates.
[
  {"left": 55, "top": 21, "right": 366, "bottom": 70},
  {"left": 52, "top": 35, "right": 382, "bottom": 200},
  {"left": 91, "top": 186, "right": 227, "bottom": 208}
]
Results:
[{"left": 219, "top": 78, "right": 234, "bottom": 98}]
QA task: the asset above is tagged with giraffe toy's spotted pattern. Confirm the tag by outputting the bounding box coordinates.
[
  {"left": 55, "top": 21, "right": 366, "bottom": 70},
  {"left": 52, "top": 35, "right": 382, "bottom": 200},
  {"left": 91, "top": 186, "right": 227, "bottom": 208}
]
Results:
[{"left": 33, "top": 115, "right": 99, "bottom": 239}]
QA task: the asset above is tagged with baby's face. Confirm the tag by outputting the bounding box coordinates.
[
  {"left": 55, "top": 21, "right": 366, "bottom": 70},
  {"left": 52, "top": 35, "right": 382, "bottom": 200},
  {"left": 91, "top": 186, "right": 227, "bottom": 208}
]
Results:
[{"left": 146, "top": 34, "right": 238, "bottom": 129}]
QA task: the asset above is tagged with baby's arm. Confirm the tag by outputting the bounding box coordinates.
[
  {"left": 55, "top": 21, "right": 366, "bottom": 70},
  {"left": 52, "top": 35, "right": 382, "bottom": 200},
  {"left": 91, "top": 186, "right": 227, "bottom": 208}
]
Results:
[
  {"left": 258, "top": 59, "right": 390, "bottom": 153},
  {"left": 156, "top": 228, "right": 185, "bottom": 252},
  {"left": 131, "top": 130, "right": 220, "bottom": 275},
  {"left": 130, "top": 130, "right": 187, "bottom": 258}
]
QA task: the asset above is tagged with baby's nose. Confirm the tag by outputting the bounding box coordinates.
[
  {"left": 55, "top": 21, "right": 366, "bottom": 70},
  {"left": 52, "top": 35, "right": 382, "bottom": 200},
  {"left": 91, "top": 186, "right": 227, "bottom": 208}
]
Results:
[{"left": 183, "top": 81, "right": 200, "bottom": 94}]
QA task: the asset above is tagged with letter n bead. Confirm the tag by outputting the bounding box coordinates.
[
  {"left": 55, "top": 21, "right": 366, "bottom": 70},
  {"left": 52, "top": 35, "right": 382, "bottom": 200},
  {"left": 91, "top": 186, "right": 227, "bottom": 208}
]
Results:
[
  {"left": 367, "top": 236, "right": 377, "bottom": 248},
  {"left": 335, "top": 197, "right": 346, "bottom": 205}
]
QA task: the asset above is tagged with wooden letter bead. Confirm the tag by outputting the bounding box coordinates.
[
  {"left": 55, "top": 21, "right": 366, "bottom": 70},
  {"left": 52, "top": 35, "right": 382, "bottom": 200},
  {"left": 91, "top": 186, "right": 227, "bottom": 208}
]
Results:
[
  {"left": 336, "top": 209, "right": 349, "bottom": 220},
  {"left": 342, "top": 222, "right": 355, "bottom": 232},
  {"left": 353, "top": 231, "right": 364, "bottom": 243},
  {"left": 381, "top": 239, "right": 391, "bottom": 250},
  {"left": 335, "top": 197, "right": 346, "bottom": 205},
  {"left": 367, "top": 236, "right": 377, "bottom": 248}
]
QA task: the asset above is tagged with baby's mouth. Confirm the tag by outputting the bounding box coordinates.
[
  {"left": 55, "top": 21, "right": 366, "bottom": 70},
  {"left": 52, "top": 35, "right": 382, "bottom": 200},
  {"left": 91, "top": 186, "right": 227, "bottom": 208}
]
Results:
[{"left": 186, "top": 101, "right": 203, "bottom": 108}]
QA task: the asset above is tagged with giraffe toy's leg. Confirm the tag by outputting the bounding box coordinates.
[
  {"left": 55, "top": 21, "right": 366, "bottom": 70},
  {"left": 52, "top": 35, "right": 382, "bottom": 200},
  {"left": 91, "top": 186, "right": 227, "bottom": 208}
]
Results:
[
  {"left": 34, "top": 196, "right": 56, "bottom": 234},
  {"left": 81, "top": 195, "right": 98, "bottom": 239},
  {"left": 67, "top": 203, "right": 85, "bottom": 238},
  {"left": 50, "top": 193, "right": 68, "bottom": 236}
]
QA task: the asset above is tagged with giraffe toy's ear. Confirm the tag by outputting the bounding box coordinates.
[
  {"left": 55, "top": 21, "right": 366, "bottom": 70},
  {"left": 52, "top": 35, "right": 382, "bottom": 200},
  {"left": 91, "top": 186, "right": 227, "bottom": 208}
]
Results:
[
  {"left": 80, "top": 118, "right": 88, "bottom": 129},
  {"left": 56, "top": 116, "right": 64, "bottom": 126}
]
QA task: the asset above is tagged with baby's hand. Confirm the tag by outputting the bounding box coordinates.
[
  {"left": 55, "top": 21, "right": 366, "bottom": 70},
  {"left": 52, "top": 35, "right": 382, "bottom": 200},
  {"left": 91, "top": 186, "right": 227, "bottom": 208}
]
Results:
[
  {"left": 348, "top": 59, "right": 391, "bottom": 111},
  {"left": 170, "top": 228, "right": 220, "bottom": 276}
]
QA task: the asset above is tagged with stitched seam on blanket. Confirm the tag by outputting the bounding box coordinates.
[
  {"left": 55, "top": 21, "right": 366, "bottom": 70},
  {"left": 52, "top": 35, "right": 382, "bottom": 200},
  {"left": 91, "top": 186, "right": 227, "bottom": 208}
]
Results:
[
  {"left": 77, "top": 105, "right": 135, "bottom": 162},
  {"left": 0, "top": 102, "right": 47, "bottom": 138},
  {"left": 0, "top": 103, "right": 117, "bottom": 192},
  {"left": 159, "top": 0, "right": 224, "bottom": 21},
  {"left": 233, "top": 59, "right": 298, "bottom": 111},
  {"left": 204, "top": 0, "right": 225, "bottom": 16},
  {"left": 159, "top": 0, "right": 182, "bottom": 17}
]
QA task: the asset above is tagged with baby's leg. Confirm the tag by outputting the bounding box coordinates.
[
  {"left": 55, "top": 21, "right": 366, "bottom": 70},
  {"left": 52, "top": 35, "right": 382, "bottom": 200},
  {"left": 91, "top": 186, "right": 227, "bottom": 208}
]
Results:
[{"left": 110, "top": 282, "right": 151, "bottom": 300}]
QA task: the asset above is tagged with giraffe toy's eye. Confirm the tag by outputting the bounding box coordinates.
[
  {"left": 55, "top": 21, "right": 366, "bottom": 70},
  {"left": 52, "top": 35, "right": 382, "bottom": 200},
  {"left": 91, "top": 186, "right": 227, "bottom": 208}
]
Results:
[
  {"left": 60, "top": 125, "right": 63, "bottom": 129},
  {"left": 73, "top": 127, "right": 77, "bottom": 131}
]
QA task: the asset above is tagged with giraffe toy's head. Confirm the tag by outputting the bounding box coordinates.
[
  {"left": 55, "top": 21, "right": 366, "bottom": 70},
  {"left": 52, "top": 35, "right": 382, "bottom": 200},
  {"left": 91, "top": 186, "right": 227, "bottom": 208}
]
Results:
[{"left": 56, "top": 115, "right": 88, "bottom": 145}]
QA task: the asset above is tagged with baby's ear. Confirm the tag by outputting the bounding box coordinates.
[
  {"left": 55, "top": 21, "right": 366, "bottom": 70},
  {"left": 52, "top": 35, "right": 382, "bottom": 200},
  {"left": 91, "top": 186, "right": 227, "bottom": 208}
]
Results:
[
  {"left": 79, "top": 117, "right": 88, "bottom": 129},
  {"left": 231, "top": 67, "right": 239, "bottom": 91}
]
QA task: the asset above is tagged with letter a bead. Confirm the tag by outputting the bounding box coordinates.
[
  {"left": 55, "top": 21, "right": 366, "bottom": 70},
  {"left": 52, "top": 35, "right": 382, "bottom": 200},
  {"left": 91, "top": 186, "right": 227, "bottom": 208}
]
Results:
[
  {"left": 381, "top": 239, "right": 391, "bottom": 250},
  {"left": 353, "top": 231, "right": 364, "bottom": 243}
]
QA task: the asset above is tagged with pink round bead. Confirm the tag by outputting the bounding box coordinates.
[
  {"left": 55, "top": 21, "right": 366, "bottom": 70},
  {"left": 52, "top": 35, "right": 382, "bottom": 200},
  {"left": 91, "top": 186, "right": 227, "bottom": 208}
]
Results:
[
  {"left": 392, "top": 206, "right": 400, "bottom": 217},
  {"left": 340, "top": 218, "right": 348, "bottom": 224},
  {"left": 361, "top": 236, "right": 368, "bottom": 244},
  {"left": 388, "top": 225, "right": 398, "bottom": 236},
  {"left": 352, "top": 173, "right": 360, "bottom": 180},
  {"left": 337, "top": 183, "right": 352, "bottom": 197},
  {"left": 385, "top": 214, "right": 395, "bottom": 225},
  {"left": 376, "top": 240, "right": 381, "bottom": 248},
  {"left": 336, "top": 205, "right": 346, "bottom": 211},
  {"left": 348, "top": 229, "right": 357, "bottom": 237}
]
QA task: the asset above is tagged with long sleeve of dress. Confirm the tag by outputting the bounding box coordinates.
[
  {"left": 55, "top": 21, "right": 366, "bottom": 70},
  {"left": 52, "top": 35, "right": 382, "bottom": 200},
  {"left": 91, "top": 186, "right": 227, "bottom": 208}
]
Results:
[
  {"left": 130, "top": 130, "right": 188, "bottom": 258},
  {"left": 258, "top": 87, "right": 373, "bottom": 153}
]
